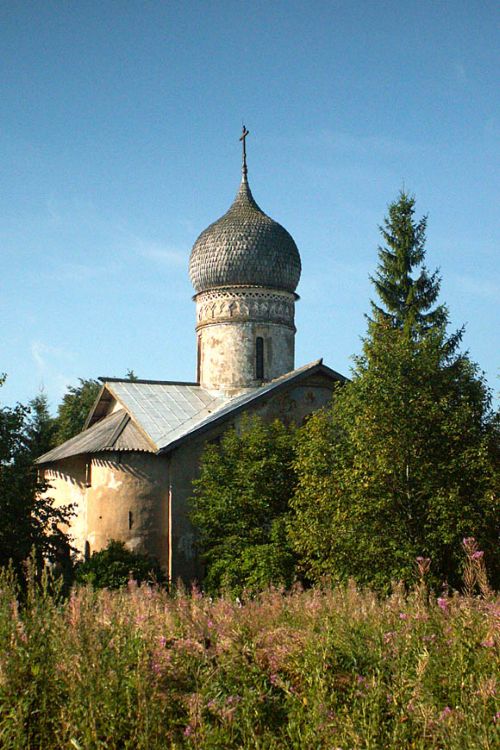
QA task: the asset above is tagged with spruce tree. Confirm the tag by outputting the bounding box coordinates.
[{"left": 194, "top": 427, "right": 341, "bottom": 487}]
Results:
[
  {"left": 370, "top": 191, "right": 447, "bottom": 334},
  {"left": 290, "top": 192, "right": 498, "bottom": 589}
]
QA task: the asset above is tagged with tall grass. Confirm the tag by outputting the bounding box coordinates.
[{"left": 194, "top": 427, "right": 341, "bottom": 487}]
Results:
[{"left": 0, "top": 551, "right": 498, "bottom": 749}]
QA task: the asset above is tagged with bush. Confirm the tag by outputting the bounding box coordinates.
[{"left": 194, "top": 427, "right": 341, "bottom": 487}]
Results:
[{"left": 74, "top": 540, "right": 165, "bottom": 588}]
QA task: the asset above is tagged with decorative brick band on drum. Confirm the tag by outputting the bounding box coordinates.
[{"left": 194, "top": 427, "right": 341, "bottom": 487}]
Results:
[{"left": 195, "top": 287, "right": 296, "bottom": 331}]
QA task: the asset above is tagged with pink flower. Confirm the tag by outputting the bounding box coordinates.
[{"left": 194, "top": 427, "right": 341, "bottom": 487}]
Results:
[
  {"left": 493, "top": 712, "right": 500, "bottom": 724},
  {"left": 399, "top": 613, "right": 408, "bottom": 620},
  {"left": 183, "top": 725, "right": 193, "bottom": 737},
  {"left": 437, "top": 597, "right": 448, "bottom": 612},
  {"left": 481, "top": 638, "right": 494, "bottom": 648},
  {"left": 439, "top": 706, "right": 452, "bottom": 721},
  {"left": 472, "top": 550, "right": 484, "bottom": 560}
]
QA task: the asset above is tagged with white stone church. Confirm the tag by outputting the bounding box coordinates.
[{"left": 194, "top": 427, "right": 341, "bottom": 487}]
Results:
[{"left": 37, "top": 132, "right": 345, "bottom": 582}]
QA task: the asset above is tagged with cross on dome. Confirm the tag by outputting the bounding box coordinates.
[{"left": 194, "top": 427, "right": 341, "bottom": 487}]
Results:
[{"left": 239, "top": 125, "right": 249, "bottom": 180}]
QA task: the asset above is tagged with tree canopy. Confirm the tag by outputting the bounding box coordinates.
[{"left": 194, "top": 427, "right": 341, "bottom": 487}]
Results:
[
  {"left": 290, "top": 192, "right": 499, "bottom": 590},
  {"left": 190, "top": 416, "right": 297, "bottom": 594},
  {"left": 0, "top": 376, "right": 72, "bottom": 576},
  {"left": 54, "top": 378, "right": 101, "bottom": 445}
]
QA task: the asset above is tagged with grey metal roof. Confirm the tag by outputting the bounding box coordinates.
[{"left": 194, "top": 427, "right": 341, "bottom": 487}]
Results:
[
  {"left": 36, "top": 410, "right": 154, "bottom": 464},
  {"left": 189, "top": 177, "right": 301, "bottom": 294},
  {"left": 158, "top": 359, "right": 346, "bottom": 454},
  {"left": 37, "top": 361, "right": 345, "bottom": 464},
  {"left": 106, "top": 381, "right": 228, "bottom": 448}
]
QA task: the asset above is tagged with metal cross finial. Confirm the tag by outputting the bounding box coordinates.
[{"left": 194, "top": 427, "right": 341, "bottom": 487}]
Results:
[{"left": 240, "top": 125, "right": 249, "bottom": 179}]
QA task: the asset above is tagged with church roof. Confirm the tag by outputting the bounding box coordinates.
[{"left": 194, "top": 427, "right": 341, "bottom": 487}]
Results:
[
  {"left": 189, "top": 175, "right": 301, "bottom": 295},
  {"left": 36, "top": 409, "right": 154, "bottom": 463},
  {"left": 36, "top": 360, "right": 345, "bottom": 464}
]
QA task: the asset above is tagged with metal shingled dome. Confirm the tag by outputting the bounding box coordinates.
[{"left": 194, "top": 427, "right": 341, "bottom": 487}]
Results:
[{"left": 189, "top": 178, "right": 301, "bottom": 294}]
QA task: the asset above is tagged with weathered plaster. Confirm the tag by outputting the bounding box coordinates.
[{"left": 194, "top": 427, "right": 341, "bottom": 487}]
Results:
[{"left": 195, "top": 286, "right": 297, "bottom": 394}]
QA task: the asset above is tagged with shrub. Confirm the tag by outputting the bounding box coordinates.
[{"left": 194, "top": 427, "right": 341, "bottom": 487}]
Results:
[{"left": 74, "top": 540, "right": 165, "bottom": 588}]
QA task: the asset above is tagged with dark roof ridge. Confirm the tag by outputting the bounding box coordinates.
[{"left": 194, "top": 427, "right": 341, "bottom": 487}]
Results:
[{"left": 98, "top": 377, "right": 199, "bottom": 386}]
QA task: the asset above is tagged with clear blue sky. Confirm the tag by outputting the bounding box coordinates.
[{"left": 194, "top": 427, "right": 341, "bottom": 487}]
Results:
[{"left": 1, "top": 1, "right": 498, "bottom": 411}]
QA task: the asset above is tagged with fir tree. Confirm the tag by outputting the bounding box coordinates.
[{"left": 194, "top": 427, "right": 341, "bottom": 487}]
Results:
[
  {"left": 290, "top": 193, "right": 499, "bottom": 589},
  {"left": 370, "top": 191, "right": 447, "bottom": 335}
]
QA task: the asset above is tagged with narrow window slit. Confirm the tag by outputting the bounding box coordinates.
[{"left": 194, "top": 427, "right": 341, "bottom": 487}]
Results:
[{"left": 256, "top": 337, "right": 264, "bottom": 380}]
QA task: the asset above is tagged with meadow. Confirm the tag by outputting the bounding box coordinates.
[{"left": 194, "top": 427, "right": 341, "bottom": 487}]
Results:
[{"left": 0, "top": 548, "right": 498, "bottom": 750}]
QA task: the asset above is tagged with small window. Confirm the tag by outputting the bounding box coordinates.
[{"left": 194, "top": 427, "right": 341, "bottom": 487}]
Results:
[
  {"left": 197, "top": 336, "right": 202, "bottom": 383},
  {"left": 128, "top": 510, "right": 134, "bottom": 530},
  {"left": 85, "top": 459, "right": 92, "bottom": 487},
  {"left": 256, "top": 337, "right": 264, "bottom": 380}
]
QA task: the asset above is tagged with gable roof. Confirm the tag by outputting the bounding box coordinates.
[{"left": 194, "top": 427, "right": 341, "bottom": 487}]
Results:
[
  {"left": 36, "top": 409, "right": 154, "bottom": 464},
  {"left": 36, "top": 360, "right": 345, "bottom": 464}
]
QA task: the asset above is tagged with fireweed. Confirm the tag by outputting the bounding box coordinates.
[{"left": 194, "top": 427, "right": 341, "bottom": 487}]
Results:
[{"left": 0, "top": 552, "right": 498, "bottom": 749}]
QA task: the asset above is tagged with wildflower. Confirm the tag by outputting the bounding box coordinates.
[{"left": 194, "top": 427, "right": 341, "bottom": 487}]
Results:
[
  {"left": 207, "top": 620, "right": 214, "bottom": 629},
  {"left": 481, "top": 638, "right": 494, "bottom": 648},
  {"left": 437, "top": 597, "right": 448, "bottom": 612},
  {"left": 183, "top": 725, "right": 193, "bottom": 737},
  {"left": 439, "top": 706, "right": 452, "bottom": 721},
  {"left": 383, "top": 631, "right": 395, "bottom": 643},
  {"left": 416, "top": 557, "right": 431, "bottom": 576},
  {"left": 472, "top": 550, "right": 484, "bottom": 560},
  {"left": 493, "top": 712, "right": 500, "bottom": 724},
  {"left": 399, "top": 613, "right": 408, "bottom": 620}
]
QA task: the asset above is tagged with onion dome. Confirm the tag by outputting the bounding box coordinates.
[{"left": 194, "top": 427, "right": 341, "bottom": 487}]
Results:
[{"left": 189, "top": 128, "right": 301, "bottom": 295}]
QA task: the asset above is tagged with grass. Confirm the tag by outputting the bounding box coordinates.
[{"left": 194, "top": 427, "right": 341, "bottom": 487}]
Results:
[{"left": 0, "top": 552, "right": 498, "bottom": 749}]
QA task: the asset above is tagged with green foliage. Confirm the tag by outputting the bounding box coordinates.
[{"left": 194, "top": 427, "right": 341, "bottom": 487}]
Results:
[
  {"left": 0, "top": 376, "right": 72, "bottom": 576},
  {"left": 0, "top": 559, "right": 498, "bottom": 749},
  {"left": 370, "top": 191, "right": 447, "bottom": 334},
  {"left": 54, "top": 377, "right": 101, "bottom": 444},
  {"left": 74, "top": 540, "right": 165, "bottom": 589},
  {"left": 25, "top": 391, "right": 57, "bottom": 459},
  {"left": 190, "top": 416, "right": 297, "bottom": 594},
  {"left": 290, "top": 192, "right": 499, "bottom": 590}
]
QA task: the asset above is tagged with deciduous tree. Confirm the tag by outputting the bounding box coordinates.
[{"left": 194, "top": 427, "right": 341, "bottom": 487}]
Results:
[
  {"left": 0, "top": 376, "right": 72, "bottom": 575},
  {"left": 190, "top": 416, "right": 297, "bottom": 594},
  {"left": 54, "top": 378, "right": 101, "bottom": 444}
]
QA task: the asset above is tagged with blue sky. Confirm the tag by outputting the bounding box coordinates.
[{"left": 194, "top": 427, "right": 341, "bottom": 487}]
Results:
[{"left": 1, "top": 1, "right": 498, "bottom": 411}]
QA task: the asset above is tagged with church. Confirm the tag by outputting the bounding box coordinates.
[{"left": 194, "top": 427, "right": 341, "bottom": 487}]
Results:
[{"left": 37, "top": 129, "right": 345, "bottom": 583}]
